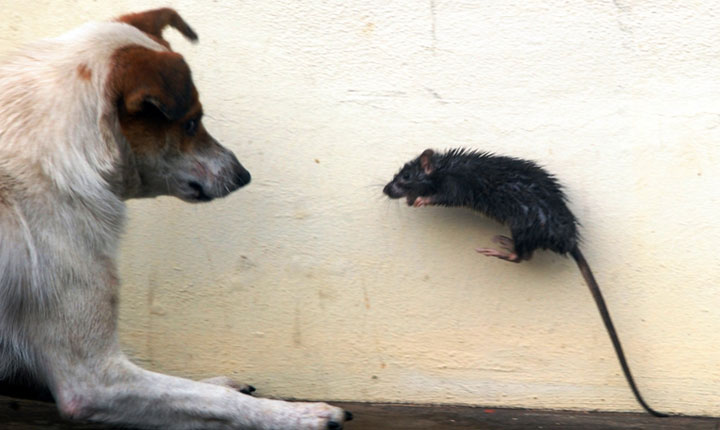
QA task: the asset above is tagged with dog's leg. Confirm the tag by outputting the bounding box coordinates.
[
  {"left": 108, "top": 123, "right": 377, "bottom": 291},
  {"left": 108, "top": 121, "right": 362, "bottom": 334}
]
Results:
[
  {"left": 51, "top": 359, "right": 347, "bottom": 430},
  {"left": 35, "top": 265, "right": 348, "bottom": 430}
]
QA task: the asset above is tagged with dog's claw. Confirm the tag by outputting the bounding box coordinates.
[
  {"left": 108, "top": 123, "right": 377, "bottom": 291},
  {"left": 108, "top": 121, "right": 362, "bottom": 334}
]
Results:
[
  {"left": 327, "top": 411, "right": 351, "bottom": 429},
  {"left": 200, "top": 376, "right": 257, "bottom": 395}
]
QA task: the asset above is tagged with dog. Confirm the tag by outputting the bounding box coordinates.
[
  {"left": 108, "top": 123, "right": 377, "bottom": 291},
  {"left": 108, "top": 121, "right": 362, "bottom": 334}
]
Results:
[{"left": 0, "top": 8, "right": 350, "bottom": 430}]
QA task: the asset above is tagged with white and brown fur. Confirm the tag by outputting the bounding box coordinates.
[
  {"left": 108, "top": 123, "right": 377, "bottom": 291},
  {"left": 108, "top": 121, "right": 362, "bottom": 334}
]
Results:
[{"left": 0, "top": 9, "right": 349, "bottom": 430}]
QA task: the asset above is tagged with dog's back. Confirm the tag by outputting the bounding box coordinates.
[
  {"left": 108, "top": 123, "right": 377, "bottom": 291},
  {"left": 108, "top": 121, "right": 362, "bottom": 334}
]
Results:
[{"left": 0, "top": 21, "right": 161, "bottom": 381}]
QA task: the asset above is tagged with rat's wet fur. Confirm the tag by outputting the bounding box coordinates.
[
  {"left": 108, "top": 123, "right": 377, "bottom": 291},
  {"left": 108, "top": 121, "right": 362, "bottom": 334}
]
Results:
[
  {"left": 384, "top": 148, "right": 578, "bottom": 260},
  {"left": 384, "top": 148, "right": 666, "bottom": 417}
]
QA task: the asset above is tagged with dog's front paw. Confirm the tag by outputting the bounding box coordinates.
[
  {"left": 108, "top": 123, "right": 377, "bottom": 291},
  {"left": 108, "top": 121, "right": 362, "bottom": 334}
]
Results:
[
  {"left": 200, "top": 376, "right": 256, "bottom": 395},
  {"left": 289, "top": 402, "right": 352, "bottom": 430},
  {"left": 259, "top": 400, "right": 352, "bottom": 430}
]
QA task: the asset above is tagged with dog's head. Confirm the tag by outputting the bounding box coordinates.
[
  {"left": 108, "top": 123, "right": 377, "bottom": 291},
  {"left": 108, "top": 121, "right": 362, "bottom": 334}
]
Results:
[{"left": 107, "top": 8, "right": 250, "bottom": 202}]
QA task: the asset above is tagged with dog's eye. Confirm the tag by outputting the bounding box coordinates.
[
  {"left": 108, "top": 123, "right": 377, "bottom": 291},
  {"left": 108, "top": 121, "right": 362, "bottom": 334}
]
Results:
[{"left": 184, "top": 119, "right": 198, "bottom": 136}]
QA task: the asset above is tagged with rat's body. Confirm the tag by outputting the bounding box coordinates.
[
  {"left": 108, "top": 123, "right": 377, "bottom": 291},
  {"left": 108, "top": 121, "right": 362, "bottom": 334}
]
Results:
[{"left": 384, "top": 148, "right": 666, "bottom": 417}]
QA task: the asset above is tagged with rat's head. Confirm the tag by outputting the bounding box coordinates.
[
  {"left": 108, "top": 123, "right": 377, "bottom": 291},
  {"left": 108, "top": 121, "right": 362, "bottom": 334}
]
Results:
[{"left": 383, "top": 149, "right": 437, "bottom": 205}]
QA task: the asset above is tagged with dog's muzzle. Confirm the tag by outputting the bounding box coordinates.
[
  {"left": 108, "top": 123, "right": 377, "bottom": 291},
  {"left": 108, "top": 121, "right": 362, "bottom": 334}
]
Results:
[
  {"left": 183, "top": 142, "right": 251, "bottom": 203},
  {"left": 234, "top": 162, "right": 251, "bottom": 188}
]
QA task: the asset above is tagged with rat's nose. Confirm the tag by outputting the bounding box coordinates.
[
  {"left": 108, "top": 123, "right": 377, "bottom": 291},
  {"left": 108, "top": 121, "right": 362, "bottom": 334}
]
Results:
[
  {"left": 383, "top": 182, "right": 404, "bottom": 198},
  {"left": 383, "top": 183, "right": 391, "bottom": 196}
]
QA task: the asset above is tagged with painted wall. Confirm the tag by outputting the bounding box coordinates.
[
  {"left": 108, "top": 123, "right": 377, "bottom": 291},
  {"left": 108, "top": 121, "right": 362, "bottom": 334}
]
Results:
[{"left": 1, "top": 0, "right": 718, "bottom": 416}]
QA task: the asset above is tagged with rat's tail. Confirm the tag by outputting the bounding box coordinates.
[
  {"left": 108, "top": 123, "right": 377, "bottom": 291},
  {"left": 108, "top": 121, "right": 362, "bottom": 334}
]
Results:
[{"left": 570, "top": 247, "right": 667, "bottom": 417}]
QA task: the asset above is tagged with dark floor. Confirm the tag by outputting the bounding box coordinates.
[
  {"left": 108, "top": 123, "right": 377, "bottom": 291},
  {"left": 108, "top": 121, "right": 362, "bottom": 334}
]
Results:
[{"left": 1, "top": 395, "right": 717, "bottom": 430}]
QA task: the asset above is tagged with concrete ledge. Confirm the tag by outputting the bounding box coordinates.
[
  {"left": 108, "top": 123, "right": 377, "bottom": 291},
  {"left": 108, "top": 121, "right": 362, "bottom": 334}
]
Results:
[{"left": 1, "top": 396, "right": 717, "bottom": 429}]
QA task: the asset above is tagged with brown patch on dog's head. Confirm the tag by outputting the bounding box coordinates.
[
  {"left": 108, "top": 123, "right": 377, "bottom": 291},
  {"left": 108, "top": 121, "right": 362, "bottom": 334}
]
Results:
[
  {"left": 117, "top": 8, "right": 198, "bottom": 49},
  {"left": 111, "top": 8, "right": 202, "bottom": 155},
  {"left": 77, "top": 64, "right": 92, "bottom": 81},
  {"left": 108, "top": 45, "right": 202, "bottom": 154},
  {"left": 111, "top": 46, "right": 196, "bottom": 122},
  {"left": 106, "top": 43, "right": 250, "bottom": 202}
]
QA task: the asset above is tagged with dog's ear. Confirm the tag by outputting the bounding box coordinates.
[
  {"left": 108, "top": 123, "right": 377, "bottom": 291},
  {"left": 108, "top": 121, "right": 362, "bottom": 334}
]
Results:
[
  {"left": 117, "top": 8, "right": 198, "bottom": 49},
  {"left": 111, "top": 47, "right": 195, "bottom": 121}
]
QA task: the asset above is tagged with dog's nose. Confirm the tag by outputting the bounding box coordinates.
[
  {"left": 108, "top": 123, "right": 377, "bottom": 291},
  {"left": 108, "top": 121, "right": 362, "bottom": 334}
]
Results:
[{"left": 234, "top": 165, "right": 251, "bottom": 187}]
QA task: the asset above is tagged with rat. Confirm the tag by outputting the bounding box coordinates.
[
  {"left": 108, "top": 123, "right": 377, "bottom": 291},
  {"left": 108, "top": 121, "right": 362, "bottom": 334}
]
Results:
[{"left": 383, "top": 148, "right": 666, "bottom": 417}]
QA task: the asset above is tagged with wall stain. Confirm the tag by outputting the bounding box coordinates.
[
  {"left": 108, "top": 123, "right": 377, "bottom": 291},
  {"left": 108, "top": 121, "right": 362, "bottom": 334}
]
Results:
[
  {"left": 146, "top": 268, "right": 158, "bottom": 364},
  {"left": 293, "top": 304, "right": 303, "bottom": 347},
  {"left": 234, "top": 255, "right": 257, "bottom": 273},
  {"left": 362, "top": 21, "right": 375, "bottom": 36},
  {"left": 430, "top": 0, "right": 437, "bottom": 53}
]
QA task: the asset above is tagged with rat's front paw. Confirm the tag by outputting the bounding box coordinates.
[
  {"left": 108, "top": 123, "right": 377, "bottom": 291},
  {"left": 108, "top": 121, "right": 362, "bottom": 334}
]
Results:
[{"left": 413, "top": 196, "right": 433, "bottom": 207}]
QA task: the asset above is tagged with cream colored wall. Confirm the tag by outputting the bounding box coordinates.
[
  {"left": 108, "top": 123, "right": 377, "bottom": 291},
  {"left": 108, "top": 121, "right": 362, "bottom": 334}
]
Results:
[{"left": 1, "top": 0, "right": 719, "bottom": 416}]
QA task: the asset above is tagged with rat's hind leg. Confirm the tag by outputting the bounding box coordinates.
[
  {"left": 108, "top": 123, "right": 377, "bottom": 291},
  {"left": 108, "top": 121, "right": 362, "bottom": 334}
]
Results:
[
  {"left": 475, "top": 247, "right": 519, "bottom": 261},
  {"left": 492, "top": 235, "right": 515, "bottom": 250},
  {"left": 475, "top": 235, "right": 521, "bottom": 263}
]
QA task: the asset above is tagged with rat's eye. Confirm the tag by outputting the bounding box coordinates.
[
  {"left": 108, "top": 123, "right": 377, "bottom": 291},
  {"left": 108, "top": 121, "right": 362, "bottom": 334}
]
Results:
[
  {"left": 401, "top": 172, "right": 411, "bottom": 181},
  {"left": 184, "top": 119, "right": 198, "bottom": 136}
]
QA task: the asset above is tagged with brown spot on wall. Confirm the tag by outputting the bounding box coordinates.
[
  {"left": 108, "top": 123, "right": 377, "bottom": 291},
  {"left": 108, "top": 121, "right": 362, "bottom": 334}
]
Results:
[
  {"left": 77, "top": 64, "right": 92, "bottom": 81},
  {"left": 362, "top": 22, "right": 375, "bottom": 36}
]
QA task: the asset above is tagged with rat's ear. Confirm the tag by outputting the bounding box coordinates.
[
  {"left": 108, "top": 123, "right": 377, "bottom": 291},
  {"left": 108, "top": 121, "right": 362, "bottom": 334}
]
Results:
[{"left": 420, "top": 149, "right": 435, "bottom": 174}]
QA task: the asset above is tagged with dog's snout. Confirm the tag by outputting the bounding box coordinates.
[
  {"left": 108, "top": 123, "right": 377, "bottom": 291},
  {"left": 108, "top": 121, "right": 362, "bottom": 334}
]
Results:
[
  {"left": 234, "top": 165, "right": 251, "bottom": 188},
  {"left": 179, "top": 144, "right": 251, "bottom": 202},
  {"left": 225, "top": 148, "right": 250, "bottom": 190}
]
